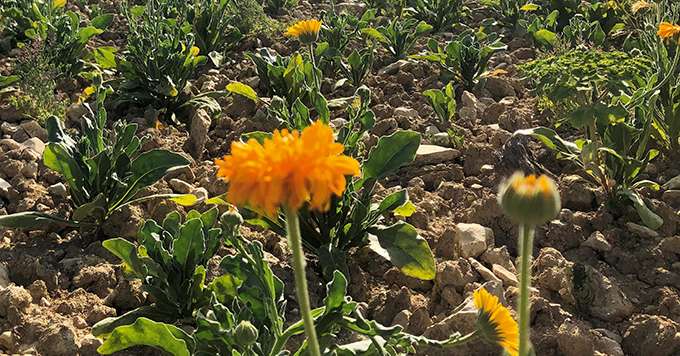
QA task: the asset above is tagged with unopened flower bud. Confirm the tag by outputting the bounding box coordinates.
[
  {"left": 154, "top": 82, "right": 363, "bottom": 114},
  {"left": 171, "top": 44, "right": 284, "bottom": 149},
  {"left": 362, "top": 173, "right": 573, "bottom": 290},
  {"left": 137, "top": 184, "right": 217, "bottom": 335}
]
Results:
[
  {"left": 498, "top": 172, "right": 561, "bottom": 226},
  {"left": 234, "top": 320, "right": 258, "bottom": 346}
]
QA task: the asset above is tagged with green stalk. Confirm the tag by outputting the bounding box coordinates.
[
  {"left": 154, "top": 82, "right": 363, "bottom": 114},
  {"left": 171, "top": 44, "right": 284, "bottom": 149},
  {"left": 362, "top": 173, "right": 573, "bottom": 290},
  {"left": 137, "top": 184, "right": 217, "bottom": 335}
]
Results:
[
  {"left": 518, "top": 224, "right": 535, "bottom": 356},
  {"left": 283, "top": 206, "right": 321, "bottom": 356}
]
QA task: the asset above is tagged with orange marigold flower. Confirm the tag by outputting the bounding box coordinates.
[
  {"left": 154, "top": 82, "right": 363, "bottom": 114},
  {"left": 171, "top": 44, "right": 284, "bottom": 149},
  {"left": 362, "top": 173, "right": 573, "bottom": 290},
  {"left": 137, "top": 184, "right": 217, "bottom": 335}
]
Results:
[
  {"left": 658, "top": 22, "right": 680, "bottom": 39},
  {"left": 285, "top": 19, "right": 322, "bottom": 44},
  {"left": 474, "top": 288, "right": 519, "bottom": 356},
  {"left": 215, "top": 121, "right": 360, "bottom": 216}
]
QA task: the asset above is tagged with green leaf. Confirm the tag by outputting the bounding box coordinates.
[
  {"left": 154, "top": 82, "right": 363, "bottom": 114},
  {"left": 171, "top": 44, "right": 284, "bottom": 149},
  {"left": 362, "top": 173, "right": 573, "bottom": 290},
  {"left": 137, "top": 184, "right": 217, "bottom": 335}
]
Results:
[
  {"left": 91, "top": 14, "right": 114, "bottom": 29},
  {"left": 77, "top": 26, "right": 104, "bottom": 44},
  {"left": 323, "top": 270, "right": 347, "bottom": 313},
  {"left": 362, "top": 130, "right": 421, "bottom": 180},
  {"left": 393, "top": 201, "right": 417, "bottom": 217},
  {"left": 533, "top": 29, "right": 557, "bottom": 48},
  {"left": 227, "top": 81, "right": 259, "bottom": 102},
  {"left": 92, "top": 46, "right": 117, "bottom": 69},
  {"left": 169, "top": 194, "right": 200, "bottom": 206},
  {"left": 0, "top": 212, "right": 77, "bottom": 230},
  {"left": 173, "top": 218, "right": 205, "bottom": 270},
  {"left": 620, "top": 190, "right": 663, "bottom": 230},
  {"left": 375, "top": 190, "right": 408, "bottom": 215},
  {"left": 97, "top": 318, "right": 191, "bottom": 356},
  {"left": 368, "top": 222, "right": 436, "bottom": 280},
  {"left": 102, "top": 238, "right": 145, "bottom": 277}
]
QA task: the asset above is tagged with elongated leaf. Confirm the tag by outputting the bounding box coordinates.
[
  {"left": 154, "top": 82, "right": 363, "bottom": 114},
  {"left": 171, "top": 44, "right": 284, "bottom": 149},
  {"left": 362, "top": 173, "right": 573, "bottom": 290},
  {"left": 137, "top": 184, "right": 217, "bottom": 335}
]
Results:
[
  {"left": 172, "top": 218, "right": 205, "bottom": 271},
  {"left": 102, "top": 238, "right": 145, "bottom": 277},
  {"left": 226, "top": 81, "right": 259, "bottom": 102},
  {"left": 620, "top": 190, "right": 663, "bottom": 230},
  {"left": 368, "top": 222, "right": 435, "bottom": 280},
  {"left": 91, "top": 14, "right": 114, "bottom": 29},
  {"left": 97, "top": 318, "right": 191, "bottom": 356},
  {"left": 112, "top": 150, "right": 190, "bottom": 210},
  {"left": 362, "top": 130, "right": 421, "bottom": 180},
  {"left": 374, "top": 190, "right": 408, "bottom": 215},
  {"left": 92, "top": 46, "right": 117, "bottom": 69},
  {"left": 0, "top": 212, "right": 77, "bottom": 229}
]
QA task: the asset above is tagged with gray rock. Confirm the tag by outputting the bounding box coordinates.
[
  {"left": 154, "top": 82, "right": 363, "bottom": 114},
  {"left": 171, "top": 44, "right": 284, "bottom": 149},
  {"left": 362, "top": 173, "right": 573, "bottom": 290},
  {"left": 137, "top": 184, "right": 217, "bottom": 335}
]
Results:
[
  {"left": 393, "top": 106, "right": 420, "bottom": 119},
  {"left": 455, "top": 223, "right": 493, "bottom": 258},
  {"left": 413, "top": 145, "right": 460, "bottom": 166},
  {"left": 47, "top": 183, "right": 68, "bottom": 198},
  {"left": 662, "top": 190, "right": 680, "bottom": 207},
  {"left": 169, "top": 178, "right": 193, "bottom": 194},
  {"left": 185, "top": 108, "right": 211, "bottom": 160},
  {"left": 582, "top": 231, "right": 612, "bottom": 252},
  {"left": 492, "top": 264, "right": 518, "bottom": 287},
  {"left": 622, "top": 314, "right": 680, "bottom": 356},
  {"left": 484, "top": 77, "right": 516, "bottom": 99},
  {"left": 378, "top": 60, "right": 410, "bottom": 76},
  {"left": 19, "top": 120, "right": 47, "bottom": 141},
  {"left": 431, "top": 132, "right": 451, "bottom": 147},
  {"left": 468, "top": 258, "right": 501, "bottom": 284},
  {"left": 425, "top": 125, "right": 440, "bottom": 136},
  {"left": 626, "top": 222, "right": 659, "bottom": 239},
  {"left": 22, "top": 137, "right": 45, "bottom": 157}
]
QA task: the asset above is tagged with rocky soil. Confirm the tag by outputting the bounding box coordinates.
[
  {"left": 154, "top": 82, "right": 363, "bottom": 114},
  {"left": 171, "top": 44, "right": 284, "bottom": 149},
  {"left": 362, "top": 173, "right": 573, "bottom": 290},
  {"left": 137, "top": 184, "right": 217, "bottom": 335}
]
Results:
[{"left": 2, "top": 1, "right": 680, "bottom": 355}]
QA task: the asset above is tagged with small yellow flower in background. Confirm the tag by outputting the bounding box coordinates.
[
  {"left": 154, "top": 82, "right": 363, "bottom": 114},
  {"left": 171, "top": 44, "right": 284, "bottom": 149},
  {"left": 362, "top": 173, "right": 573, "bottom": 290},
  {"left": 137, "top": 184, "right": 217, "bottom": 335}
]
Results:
[
  {"left": 498, "top": 172, "right": 561, "bottom": 225},
  {"left": 519, "top": 3, "right": 539, "bottom": 12},
  {"left": 215, "top": 121, "right": 360, "bottom": 216},
  {"left": 285, "top": 19, "right": 322, "bottom": 44},
  {"left": 77, "top": 86, "right": 95, "bottom": 103},
  {"left": 474, "top": 288, "right": 519, "bottom": 356},
  {"left": 631, "top": 0, "right": 653, "bottom": 14},
  {"left": 53, "top": 0, "right": 67, "bottom": 9},
  {"left": 658, "top": 22, "right": 680, "bottom": 40},
  {"left": 189, "top": 46, "right": 200, "bottom": 57}
]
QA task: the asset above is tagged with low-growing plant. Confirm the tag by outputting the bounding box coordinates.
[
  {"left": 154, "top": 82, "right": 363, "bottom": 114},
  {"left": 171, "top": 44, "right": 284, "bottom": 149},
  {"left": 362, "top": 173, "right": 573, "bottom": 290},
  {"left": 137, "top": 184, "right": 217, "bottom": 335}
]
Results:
[
  {"left": 362, "top": 16, "right": 433, "bottom": 61},
  {"left": 92, "top": 207, "right": 241, "bottom": 336},
  {"left": 1, "top": 0, "right": 111, "bottom": 76},
  {"left": 414, "top": 31, "right": 506, "bottom": 90},
  {"left": 7, "top": 41, "right": 68, "bottom": 123},
  {"left": 320, "top": 9, "right": 375, "bottom": 56},
  {"left": 337, "top": 47, "right": 375, "bottom": 88},
  {"left": 519, "top": 49, "right": 652, "bottom": 124},
  {"left": 263, "top": 0, "right": 297, "bottom": 16},
  {"left": 518, "top": 50, "right": 663, "bottom": 229},
  {"left": 225, "top": 0, "right": 269, "bottom": 35},
  {"left": 117, "top": 0, "right": 219, "bottom": 122},
  {"left": 187, "top": 0, "right": 244, "bottom": 67},
  {"left": 423, "top": 82, "right": 456, "bottom": 122},
  {"left": 95, "top": 209, "right": 497, "bottom": 355},
  {"left": 406, "top": 0, "right": 465, "bottom": 33},
  {"left": 0, "top": 79, "right": 193, "bottom": 233},
  {"left": 0, "top": 0, "right": 62, "bottom": 47}
]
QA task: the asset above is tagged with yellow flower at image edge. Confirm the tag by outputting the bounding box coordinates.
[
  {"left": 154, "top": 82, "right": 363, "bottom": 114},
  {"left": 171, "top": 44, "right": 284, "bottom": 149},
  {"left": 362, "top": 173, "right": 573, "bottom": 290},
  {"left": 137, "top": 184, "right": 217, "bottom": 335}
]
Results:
[
  {"left": 658, "top": 22, "right": 680, "bottom": 40},
  {"left": 474, "top": 288, "right": 519, "bottom": 356},
  {"left": 285, "top": 19, "right": 322, "bottom": 44},
  {"left": 498, "top": 172, "right": 560, "bottom": 225},
  {"left": 215, "top": 121, "right": 360, "bottom": 216}
]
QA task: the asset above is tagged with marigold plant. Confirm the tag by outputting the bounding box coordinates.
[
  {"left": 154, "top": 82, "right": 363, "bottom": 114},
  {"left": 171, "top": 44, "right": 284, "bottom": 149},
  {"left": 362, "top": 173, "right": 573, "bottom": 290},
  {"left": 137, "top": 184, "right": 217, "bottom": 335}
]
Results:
[
  {"left": 215, "top": 120, "right": 360, "bottom": 216},
  {"left": 658, "top": 22, "right": 680, "bottom": 39},
  {"left": 215, "top": 120, "right": 359, "bottom": 356},
  {"left": 474, "top": 288, "right": 520, "bottom": 356},
  {"left": 285, "top": 19, "right": 322, "bottom": 44}
]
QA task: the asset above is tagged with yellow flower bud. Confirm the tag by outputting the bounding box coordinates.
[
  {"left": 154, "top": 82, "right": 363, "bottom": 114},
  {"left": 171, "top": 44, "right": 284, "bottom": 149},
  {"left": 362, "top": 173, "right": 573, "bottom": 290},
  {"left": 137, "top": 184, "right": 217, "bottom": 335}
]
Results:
[{"left": 497, "top": 172, "right": 561, "bottom": 226}]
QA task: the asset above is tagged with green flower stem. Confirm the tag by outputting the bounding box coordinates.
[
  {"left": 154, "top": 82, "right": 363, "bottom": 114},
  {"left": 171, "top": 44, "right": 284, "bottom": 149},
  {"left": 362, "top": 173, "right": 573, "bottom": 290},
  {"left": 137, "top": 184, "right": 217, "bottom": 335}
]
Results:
[
  {"left": 308, "top": 43, "right": 320, "bottom": 91},
  {"left": 518, "top": 224, "right": 535, "bottom": 356},
  {"left": 283, "top": 206, "right": 321, "bottom": 356},
  {"left": 442, "top": 330, "right": 479, "bottom": 347}
]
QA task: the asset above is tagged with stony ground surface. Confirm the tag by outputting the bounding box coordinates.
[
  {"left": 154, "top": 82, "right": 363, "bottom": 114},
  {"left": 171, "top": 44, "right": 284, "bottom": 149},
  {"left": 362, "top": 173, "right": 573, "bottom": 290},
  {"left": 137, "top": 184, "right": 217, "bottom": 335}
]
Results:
[{"left": 2, "top": 1, "right": 680, "bottom": 355}]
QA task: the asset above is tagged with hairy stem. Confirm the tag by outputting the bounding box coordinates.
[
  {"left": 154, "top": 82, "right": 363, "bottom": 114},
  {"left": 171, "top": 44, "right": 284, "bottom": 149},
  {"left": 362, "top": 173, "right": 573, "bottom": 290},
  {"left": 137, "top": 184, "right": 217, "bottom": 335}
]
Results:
[
  {"left": 283, "top": 206, "right": 321, "bottom": 356},
  {"left": 518, "top": 224, "right": 535, "bottom": 356}
]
